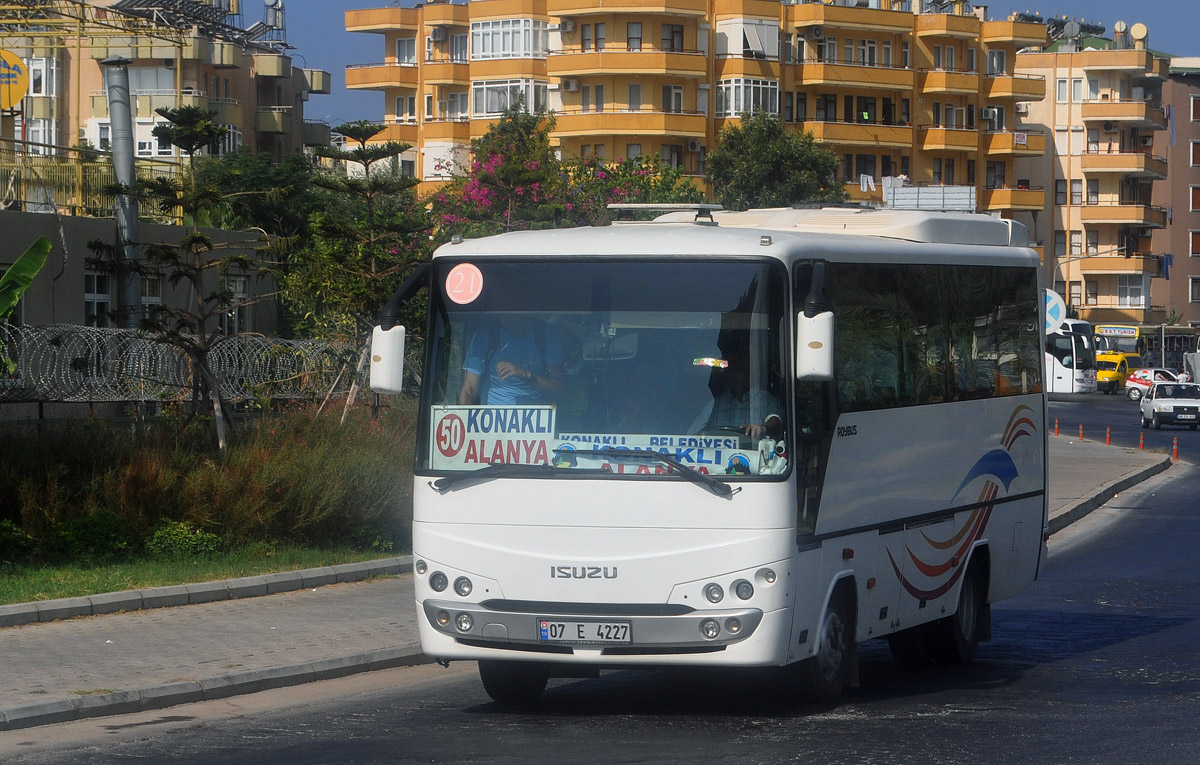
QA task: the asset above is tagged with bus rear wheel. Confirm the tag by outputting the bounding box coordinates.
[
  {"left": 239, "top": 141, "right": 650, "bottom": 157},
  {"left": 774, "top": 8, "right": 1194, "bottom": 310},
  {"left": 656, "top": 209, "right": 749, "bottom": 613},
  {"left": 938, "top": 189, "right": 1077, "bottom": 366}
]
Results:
[
  {"left": 931, "top": 562, "right": 987, "bottom": 664},
  {"left": 478, "top": 660, "right": 548, "bottom": 707}
]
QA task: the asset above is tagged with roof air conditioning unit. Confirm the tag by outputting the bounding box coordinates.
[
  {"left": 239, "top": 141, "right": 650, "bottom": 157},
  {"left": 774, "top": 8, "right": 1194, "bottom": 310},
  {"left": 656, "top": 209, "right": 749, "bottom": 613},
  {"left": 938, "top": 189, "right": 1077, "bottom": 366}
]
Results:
[
  {"left": 687, "top": 140, "right": 702, "bottom": 152},
  {"left": 561, "top": 19, "right": 576, "bottom": 33},
  {"left": 1139, "top": 135, "right": 1154, "bottom": 147},
  {"left": 430, "top": 26, "right": 446, "bottom": 42},
  {"left": 979, "top": 107, "right": 998, "bottom": 120},
  {"left": 1102, "top": 121, "right": 1117, "bottom": 132},
  {"left": 806, "top": 25, "right": 825, "bottom": 40},
  {"left": 563, "top": 78, "right": 578, "bottom": 92}
]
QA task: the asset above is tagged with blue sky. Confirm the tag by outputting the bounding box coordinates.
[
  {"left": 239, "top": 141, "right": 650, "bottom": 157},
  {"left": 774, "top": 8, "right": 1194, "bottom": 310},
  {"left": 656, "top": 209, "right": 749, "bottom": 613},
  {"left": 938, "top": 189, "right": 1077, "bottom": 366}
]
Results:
[{"left": 284, "top": 0, "right": 1198, "bottom": 125}]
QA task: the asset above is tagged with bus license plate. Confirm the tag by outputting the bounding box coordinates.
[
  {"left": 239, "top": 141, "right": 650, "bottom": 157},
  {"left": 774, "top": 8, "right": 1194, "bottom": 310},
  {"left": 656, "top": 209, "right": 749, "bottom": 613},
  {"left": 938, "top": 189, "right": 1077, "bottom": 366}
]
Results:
[{"left": 538, "top": 619, "right": 630, "bottom": 644}]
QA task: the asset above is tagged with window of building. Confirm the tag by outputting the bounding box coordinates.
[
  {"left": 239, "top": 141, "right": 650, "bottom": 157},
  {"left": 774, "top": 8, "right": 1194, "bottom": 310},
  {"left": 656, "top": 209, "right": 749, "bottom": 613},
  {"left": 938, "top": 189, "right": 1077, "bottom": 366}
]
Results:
[
  {"left": 1118, "top": 275, "right": 1145, "bottom": 308},
  {"left": 1191, "top": 141, "right": 1200, "bottom": 167},
  {"left": 1071, "top": 78, "right": 1083, "bottom": 102},
  {"left": 628, "top": 83, "right": 642, "bottom": 111},
  {"left": 661, "top": 143, "right": 683, "bottom": 169},
  {"left": 902, "top": 41, "right": 910, "bottom": 68},
  {"left": 932, "top": 157, "right": 942, "bottom": 184},
  {"left": 98, "top": 123, "right": 111, "bottom": 151},
  {"left": 855, "top": 154, "right": 876, "bottom": 179},
  {"left": 843, "top": 37, "right": 853, "bottom": 64},
  {"left": 1192, "top": 186, "right": 1200, "bottom": 212},
  {"left": 967, "top": 47, "right": 976, "bottom": 72},
  {"left": 987, "top": 49, "right": 1006, "bottom": 76},
  {"left": 472, "top": 79, "right": 548, "bottom": 116},
  {"left": 219, "top": 275, "right": 250, "bottom": 336},
  {"left": 1085, "top": 280, "right": 1098, "bottom": 305},
  {"left": 1070, "top": 179, "right": 1082, "bottom": 205},
  {"left": 882, "top": 42, "right": 893, "bottom": 67},
  {"left": 450, "top": 34, "right": 468, "bottom": 62},
  {"left": 1069, "top": 281, "right": 1081, "bottom": 306},
  {"left": 396, "top": 37, "right": 416, "bottom": 64},
  {"left": 1087, "top": 230, "right": 1099, "bottom": 256},
  {"left": 626, "top": 143, "right": 641, "bottom": 158},
  {"left": 1054, "top": 230, "right": 1066, "bottom": 257},
  {"left": 595, "top": 23, "right": 605, "bottom": 51},
  {"left": 1192, "top": 95, "right": 1200, "bottom": 121},
  {"left": 593, "top": 84, "right": 605, "bottom": 112},
  {"left": 217, "top": 124, "right": 242, "bottom": 155},
  {"left": 662, "top": 24, "right": 684, "bottom": 52},
  {"left": 1087, "top": 179, "right": 1099, "bottom": 205},
  {"left": 1054, "top": 179, "right": 1066, "bottom": 204},
  {"left": 1070, "top": 230, "right": 1082, "bottom": 256},
  {"left": 715, "top": 78, "right": 777, "bottom": 117},
  {"left": 1192, "top": 230, "right": 1200, "bottom": 256},
  {"left": 581, "top": 24, "right": 592, "bottom": 52},
  {"left": 447, "top": 91, "right": 469, "bottom": 119},
  {"left": 84, "top": 272, "right": 111, "bottom": 328},
  {"left": 817, "top": 38, "right": 837, "bottom": 63},
  {"left": 470, "top": 19, "right": 549, "bottom": 60},
  {"left": 663, "top": 84, "right": 683, "bottom": 113},
  {"left": 796, "top": 92, "right": 808, "bottom": 120},
  {"left": 986, "top": 161, "right": 1005, "bottom": 188},
  {"left": 857, "top": 39, "right": 877, "bottom": 66},
  {"left": 1056, "top": 78, "right": 1068, "bottom": 103},
  {"left": 29, "top": 58, "right": 59, "bottom": 97},
  {"left": 627, "top": 22, "right": 642, "bottom": 51},
  {"left": 815, "top": 93, "right": 837, "bottom": 121},
  {"left": 396, "top": 94, "right": 416, "bottom": 122},
  {"left": 426, "top": 93, "right": 433, "bottom": 118},
  {"left": 141, "top": 275, "right": 162, "bottom": 306},
  {"left": 1191, "top": 276, "right": 1200, "bottom": 303}
]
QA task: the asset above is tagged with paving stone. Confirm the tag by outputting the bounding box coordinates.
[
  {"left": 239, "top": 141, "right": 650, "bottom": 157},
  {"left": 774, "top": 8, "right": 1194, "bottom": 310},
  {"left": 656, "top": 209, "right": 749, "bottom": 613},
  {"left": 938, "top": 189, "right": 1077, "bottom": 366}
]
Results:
[
  {"left": 255, "top": 663, "right": 315, "bottom": 691},
  {"left": 263, "top": 571, "right": 303, "bottom": 594},
  {"left": 331, "top": 562, "right": 374, "bottom": 583},
  {"left": 138, "top": 681, "right": 205, "bottom": 711},
  {"left": 77, "top": 690, "right": 142, "bottom": 718},
  {"left": 2, "top": 698, "right": 79, "bottom": 730},
  {"left": 198, "top": 672, "right": 263, "bottom": 700}
]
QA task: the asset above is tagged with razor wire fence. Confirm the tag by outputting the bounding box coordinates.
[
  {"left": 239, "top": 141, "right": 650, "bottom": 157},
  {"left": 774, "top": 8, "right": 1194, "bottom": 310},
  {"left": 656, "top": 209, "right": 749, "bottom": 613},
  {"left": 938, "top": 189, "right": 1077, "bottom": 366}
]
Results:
[{"left": 0, "top": 323, "right": 415, "bottom": 406}]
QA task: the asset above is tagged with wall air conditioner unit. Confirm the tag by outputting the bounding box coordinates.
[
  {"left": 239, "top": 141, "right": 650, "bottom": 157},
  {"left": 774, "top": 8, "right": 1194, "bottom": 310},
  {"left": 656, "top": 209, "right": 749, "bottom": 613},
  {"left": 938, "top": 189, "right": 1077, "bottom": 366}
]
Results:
[
  {"left": 805, "top": 25, "right": 825, "bottom": 41},
  {"left": 430, "top": 26, "right": 447, "bottom": 42},
  {"left": 561, "top": 19, "right": 576, "bottom": 33},
  {"left": 1014, "top": 102, "right": 1029, "bottom": 115},
  {"left": 1102, "top": 121, "right": 1117, "bottom": 132},
  {"left": 687, "top": 140, "right": 702, "bottom": 152},
  {"left": 1139, "top": 227, "right": 1153, "bottom": 237},
  {"left": 163, "top": 58, "right": 175, "bottom": 69},
  {"left": 979, "top": 107, "right": 998, "bottom": 120},
  {"left": 1139, "top": 135, "right": 1154, "bottom": 148},
  {"left": 563, "top": 78, "right": 578, "bottom": 92}
]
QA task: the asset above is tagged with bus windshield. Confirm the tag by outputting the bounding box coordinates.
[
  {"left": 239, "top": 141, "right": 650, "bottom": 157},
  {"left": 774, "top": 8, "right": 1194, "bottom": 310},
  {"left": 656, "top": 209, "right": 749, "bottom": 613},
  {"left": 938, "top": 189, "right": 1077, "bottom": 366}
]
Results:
[{"left": 421, "top": 259, "right": 789, "bottom": 478}]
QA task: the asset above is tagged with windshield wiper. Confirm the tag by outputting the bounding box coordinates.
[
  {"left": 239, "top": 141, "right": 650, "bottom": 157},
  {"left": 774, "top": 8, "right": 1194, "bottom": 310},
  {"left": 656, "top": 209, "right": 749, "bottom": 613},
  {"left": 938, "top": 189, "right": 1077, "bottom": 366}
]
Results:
[
  {"left": 432, "top": 462, "right": 556, "bottom": 493},
  {"left": 562, "top": 447, "right": 738, "bottom": 499}
]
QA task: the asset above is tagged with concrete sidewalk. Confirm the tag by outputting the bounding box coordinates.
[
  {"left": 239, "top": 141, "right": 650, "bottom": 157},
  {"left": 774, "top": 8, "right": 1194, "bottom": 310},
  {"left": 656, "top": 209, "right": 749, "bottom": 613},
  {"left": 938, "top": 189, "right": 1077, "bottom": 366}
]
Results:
[{"left": 0, "top": 437, "right": 1172, "bottom": 731}]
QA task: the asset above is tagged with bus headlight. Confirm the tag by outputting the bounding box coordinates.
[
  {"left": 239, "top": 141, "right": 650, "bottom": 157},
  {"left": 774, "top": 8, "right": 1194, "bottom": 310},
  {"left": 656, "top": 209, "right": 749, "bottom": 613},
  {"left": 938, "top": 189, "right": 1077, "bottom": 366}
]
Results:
[
  {"left": 700, "top": 619, "right": 721, "bottom": 639},
  {"left": 732, "top": 579, "right": 754, "bottom": 600},
  {"left": 454, "top": 576, "right": 473, "bottom": 597},
  {"left": 429, "top": 571, "right": 448, "bottom": 592},
  {"left": 703, "top": 583, "right": 724, "bottom": 603}
]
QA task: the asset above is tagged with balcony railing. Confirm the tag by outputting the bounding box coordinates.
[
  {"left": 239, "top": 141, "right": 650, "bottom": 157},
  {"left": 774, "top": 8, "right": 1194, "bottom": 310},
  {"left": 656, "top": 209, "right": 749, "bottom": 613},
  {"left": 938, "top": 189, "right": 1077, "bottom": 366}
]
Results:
[{"left": 799, "top": 60, "right": 915, "bottom": 90}]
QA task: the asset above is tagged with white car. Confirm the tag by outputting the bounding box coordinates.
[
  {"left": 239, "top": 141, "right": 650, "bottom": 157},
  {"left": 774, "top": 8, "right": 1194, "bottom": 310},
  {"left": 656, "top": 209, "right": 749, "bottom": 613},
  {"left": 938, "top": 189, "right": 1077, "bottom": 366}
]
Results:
[
  {"left": 1139, "top": 382, "right": 1200, "bottom": 430},
  {"left": 1125, "top": 367, "right": 1178, "bottom": 401}
]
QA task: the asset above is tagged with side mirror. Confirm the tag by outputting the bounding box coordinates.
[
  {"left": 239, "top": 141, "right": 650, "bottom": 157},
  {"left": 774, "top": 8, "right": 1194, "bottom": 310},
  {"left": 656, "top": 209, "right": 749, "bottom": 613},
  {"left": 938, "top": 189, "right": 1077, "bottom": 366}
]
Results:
[
  {"left": 796, "top": 311, "right": 834, "bottom": 381},
  {"left": 370, "top": 325, "right": 407, "bottom": 395}
]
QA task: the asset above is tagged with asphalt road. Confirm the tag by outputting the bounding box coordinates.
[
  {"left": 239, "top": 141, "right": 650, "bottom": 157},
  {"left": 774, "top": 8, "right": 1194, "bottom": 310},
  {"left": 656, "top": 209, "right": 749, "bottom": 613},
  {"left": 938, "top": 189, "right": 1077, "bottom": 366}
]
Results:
[
  {"left": 4, "top": 463, "right": 1196, "bottom": 765},
  {"left": 1050, "top": 391, "right": 1199, "bottom": 463}
]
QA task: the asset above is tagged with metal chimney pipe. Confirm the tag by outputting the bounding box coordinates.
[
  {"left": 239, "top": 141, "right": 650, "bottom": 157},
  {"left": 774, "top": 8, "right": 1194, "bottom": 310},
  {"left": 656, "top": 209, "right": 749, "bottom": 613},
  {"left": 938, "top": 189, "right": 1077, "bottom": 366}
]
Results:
[{"left": 101, "top": 55, "right": 142, "bottom": 329}]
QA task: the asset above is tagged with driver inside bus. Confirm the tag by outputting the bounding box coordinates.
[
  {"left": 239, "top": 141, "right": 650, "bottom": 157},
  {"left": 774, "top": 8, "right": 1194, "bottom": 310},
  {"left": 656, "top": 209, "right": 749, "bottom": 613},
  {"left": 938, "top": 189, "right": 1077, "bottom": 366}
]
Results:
[
  {"left": 458, "top": 315, "right": 565, "bottom": 405},
  {"left": 689, "top": 344, "right": 783, "bottom": 439}
]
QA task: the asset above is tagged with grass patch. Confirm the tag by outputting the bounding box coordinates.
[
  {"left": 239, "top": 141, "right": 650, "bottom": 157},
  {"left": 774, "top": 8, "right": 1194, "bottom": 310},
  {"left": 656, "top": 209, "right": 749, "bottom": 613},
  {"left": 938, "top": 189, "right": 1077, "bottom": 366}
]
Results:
[{"left": 0, "top": 545, "right": 393, "bottom": 605}]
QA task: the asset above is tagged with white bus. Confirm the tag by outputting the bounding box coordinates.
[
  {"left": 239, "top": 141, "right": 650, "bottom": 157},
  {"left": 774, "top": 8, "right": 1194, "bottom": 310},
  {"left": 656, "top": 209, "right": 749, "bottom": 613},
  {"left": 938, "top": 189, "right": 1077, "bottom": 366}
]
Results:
[
  {"left": 1045, "top": 318, "right": 1097, "bottom": 394},
  {"left": 371, "top": 206, "right": 1048, "bottom": 705}
]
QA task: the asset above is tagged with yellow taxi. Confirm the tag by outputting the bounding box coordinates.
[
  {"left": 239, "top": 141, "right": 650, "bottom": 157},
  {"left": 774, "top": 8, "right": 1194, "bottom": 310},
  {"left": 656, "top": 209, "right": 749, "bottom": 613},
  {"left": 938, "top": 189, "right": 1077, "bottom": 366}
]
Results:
[{"left": 1095, "top": 351, "right": 1141, "bottom": 394}]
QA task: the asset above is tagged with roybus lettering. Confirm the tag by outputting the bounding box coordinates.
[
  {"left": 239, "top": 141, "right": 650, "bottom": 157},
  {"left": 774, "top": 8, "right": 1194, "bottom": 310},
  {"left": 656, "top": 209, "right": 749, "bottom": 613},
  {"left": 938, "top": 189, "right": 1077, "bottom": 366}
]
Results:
[{"left": 837, "top": 425, "right": 857, "bottom": 437}]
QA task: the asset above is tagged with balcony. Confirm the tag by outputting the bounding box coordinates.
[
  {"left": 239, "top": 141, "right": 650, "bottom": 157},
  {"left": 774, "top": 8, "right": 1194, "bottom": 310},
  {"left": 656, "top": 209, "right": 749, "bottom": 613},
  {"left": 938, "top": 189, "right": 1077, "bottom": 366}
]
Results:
[
  {"left": 424, "top": 57, "right": 471, "bottom": 85},
  {"left": 785, "top": 1, "right": 913, "bottom": 34},
  {"left": 553, "top": 109, "right": 706, "bottom": 138},
  {"left": 253, "top": 54, "right": 292, "bottom": 78},
  {"left": 256, "top": 107, "right": 293, "bottom": 134},
  {"left": 1078, "top": 255, "right": 1161, "bottom": 276},
  {"left": 1079, "top": 203, "right": 1168, "bottom": 228},
  {"left": 1080, "top": 150, "right": 1167, "bottom": 179},
  {"left": 422, "top": 3, "right": 469, "bottom": 27},
  {"left": 800, "top": 120, "right": 913, "bottom": 149},
  {"left": 345, "top": 7, "right": 419, "bottom": 33},
  {"left": 799, "top": 61, "right": 914, "bottom": 91},
  {"left": 980, "top": 20, "right": 1048, "bottom": 47},
  {"left": 209, "top": 98, "right": 243, "bottom": 125},
  {"left": 212, "top": 41, "right": 240, "bottom": 68},
  {"left": 980, "top": 186, "right": 1044, "bottom": 212},
  {"left": 303, "top": 121, "right": 332, "bottom": 147},
  {"left": 917, "top": 125, "right": 979, "bottom": 152},
  {"left": 982, "top": 73, "right": 1046, "bottom": 101},
  {"left": 373, "top": 121, "right": 418, "bottom": 144},
  {"left": 346, "top": 62, "right": 419, "bottom": 90},
  {"left": 422, "top": 118, "right": 472, "bottom": 143},
  {"left": 983, "top": 130, "right": 1046, "bottom": 157},
  {"left": 914, "top": 12, "right": 980, "bottom": 40},
  {"left": 304, "top": 69, "right": 332, "bottom": 95},
  {"left": 550, "top": 0, "right": 707, "bottom": 15},
  {"left": 1080, "top": 99, "right": 1167, "bottom": 130},
  {"left": 549, "top": 48, "right": 708, "bottom": 79},
  {"left": 918, "top": 68, "right": 978, "bottom": 95},
  {"left": 1079, "top": 49, "right": 1167, "bottom": 79}
]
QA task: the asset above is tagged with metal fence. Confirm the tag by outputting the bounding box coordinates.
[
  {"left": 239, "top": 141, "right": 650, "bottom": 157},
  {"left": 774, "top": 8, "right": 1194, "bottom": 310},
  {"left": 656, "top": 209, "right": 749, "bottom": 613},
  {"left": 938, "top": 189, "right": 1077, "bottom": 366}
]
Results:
[{"left": 0, "top": 324, "right": 365, "bottom": 405}]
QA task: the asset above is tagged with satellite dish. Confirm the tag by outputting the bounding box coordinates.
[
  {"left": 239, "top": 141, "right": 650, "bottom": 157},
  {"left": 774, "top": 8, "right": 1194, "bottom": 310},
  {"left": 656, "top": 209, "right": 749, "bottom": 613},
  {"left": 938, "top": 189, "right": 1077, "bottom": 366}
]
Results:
[
  {"left": 1063, "top": 20, "right": 1081, "bottom": 39},
  {"left": 1130, "top": 22, "right": 1148, "bottom": 41},
  {"left": 1113, "top": 20, "right": 1128, "bottom": 34}
]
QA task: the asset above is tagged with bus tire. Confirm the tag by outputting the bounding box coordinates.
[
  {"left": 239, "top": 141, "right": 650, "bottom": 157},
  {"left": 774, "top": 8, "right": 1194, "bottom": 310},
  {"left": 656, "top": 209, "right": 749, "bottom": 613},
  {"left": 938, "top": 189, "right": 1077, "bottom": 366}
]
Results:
[
  {"left": 799, "top": 588, "right": 854, "bottom": 703},
  {"left": 932, "top": 561, "right": 987, "bottom": 664},
  {"left": 478, "top": 660, "right": 548, "bottom": 706}
]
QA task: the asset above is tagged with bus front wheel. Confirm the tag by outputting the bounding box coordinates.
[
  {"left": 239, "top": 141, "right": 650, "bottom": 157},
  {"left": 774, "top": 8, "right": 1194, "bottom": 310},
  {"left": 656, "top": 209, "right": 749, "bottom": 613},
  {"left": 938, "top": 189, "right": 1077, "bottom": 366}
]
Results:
[
  {"left": 478, "top": 660, "right": 548, "bottom": 707},
  {"left": 799, "top": 588, "right": 854, "bottom": 703}
]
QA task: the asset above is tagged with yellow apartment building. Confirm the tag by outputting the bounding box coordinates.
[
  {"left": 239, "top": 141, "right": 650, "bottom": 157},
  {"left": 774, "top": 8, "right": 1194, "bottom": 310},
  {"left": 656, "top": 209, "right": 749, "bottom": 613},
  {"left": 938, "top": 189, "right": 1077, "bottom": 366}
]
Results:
[
  {"left": 1015, "top": 23, "right": 1170, "bottom": 325},
  {"left": 0, "top": 0, "right": 331, "bottom": 173},
  {"left": 346, "top": 0, "right": 1047, "bottom": 215}
]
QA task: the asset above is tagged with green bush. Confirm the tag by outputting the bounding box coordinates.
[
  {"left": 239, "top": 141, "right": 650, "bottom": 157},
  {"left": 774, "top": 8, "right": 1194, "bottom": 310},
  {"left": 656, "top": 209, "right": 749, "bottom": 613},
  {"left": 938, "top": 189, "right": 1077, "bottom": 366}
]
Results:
[
  {"left": 145, "top": 521, "right": 223, "bottom": 559},
  {"left": 42, "top": 510, "right": 134, "bottom": 561},
  {"left": 0, "top": 520, "right": 33, "bottom": 564}
]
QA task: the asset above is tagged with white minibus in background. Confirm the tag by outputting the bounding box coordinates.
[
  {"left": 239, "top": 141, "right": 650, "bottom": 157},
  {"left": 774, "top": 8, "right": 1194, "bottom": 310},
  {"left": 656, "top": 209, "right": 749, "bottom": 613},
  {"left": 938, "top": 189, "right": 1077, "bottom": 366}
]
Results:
[
  {"left": 371, "top": 205, "right": 1049, "bottom": 705},
  {"left": 1045, "top": 317, "right": 1097, "bottom": 394}
]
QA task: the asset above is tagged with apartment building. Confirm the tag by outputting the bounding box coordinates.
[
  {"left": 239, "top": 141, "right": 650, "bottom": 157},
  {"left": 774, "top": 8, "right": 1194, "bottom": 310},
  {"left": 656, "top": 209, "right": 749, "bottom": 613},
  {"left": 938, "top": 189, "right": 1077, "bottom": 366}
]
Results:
[
  {"left": 2, "top": 0, "right": 331, "bottom": 166},
  {"left": 1154, "top": 58, "right": 1200, "bottom": 329},
  {"left": 345, "top": 0, "right": 1047, "bottom": 216},
  {"left": 1015, "top": 23, "right": 1170, "bottom": 325}
]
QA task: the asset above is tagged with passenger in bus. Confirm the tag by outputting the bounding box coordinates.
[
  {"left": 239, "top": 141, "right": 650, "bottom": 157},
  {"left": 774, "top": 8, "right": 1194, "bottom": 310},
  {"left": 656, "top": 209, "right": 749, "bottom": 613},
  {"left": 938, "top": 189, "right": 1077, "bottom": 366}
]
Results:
[
  {"left": 689, "top": 345, "right": 783, "bottom": 439},
  {"left": 458, "top": 315, "right": 565, "bottom": 406}
]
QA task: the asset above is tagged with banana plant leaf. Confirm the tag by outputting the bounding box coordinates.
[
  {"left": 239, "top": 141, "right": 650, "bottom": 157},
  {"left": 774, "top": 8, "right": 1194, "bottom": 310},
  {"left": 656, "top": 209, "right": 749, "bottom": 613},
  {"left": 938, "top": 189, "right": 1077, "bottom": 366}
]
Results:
[{"left": 0, "top": 236, "right": 51, "bottom": 320}]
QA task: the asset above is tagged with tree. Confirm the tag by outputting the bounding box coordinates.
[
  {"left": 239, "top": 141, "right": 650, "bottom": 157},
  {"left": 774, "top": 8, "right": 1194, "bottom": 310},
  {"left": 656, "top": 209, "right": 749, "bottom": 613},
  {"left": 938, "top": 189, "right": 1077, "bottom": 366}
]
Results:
[
  {"left": 705, "top": 111, "right": 846, "bottom": 211},
  {"left": 0, "top": 237, "right": 51, "bottom": 376},
  {"left": 565, "top": 154, "right": 704, "bottom": 225},
  {"left": 286, "top": 121, "right": 428, "bottom": 341},
  {"left": 89, "top": 106, "right": 271, "bottom": 449}
]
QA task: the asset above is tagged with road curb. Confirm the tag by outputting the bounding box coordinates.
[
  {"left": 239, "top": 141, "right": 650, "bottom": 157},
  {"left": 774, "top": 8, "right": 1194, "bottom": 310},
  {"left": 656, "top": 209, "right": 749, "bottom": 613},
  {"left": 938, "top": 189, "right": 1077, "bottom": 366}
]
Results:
[
  {"left": 1048, "top": 452, "right": 1173, "bottom": 535},
  {"left": 0, "top": 556, "right": 413, "bottom": 629},
  {"left": 0, "top": 647, "right": 434, "bottom": 731}
]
